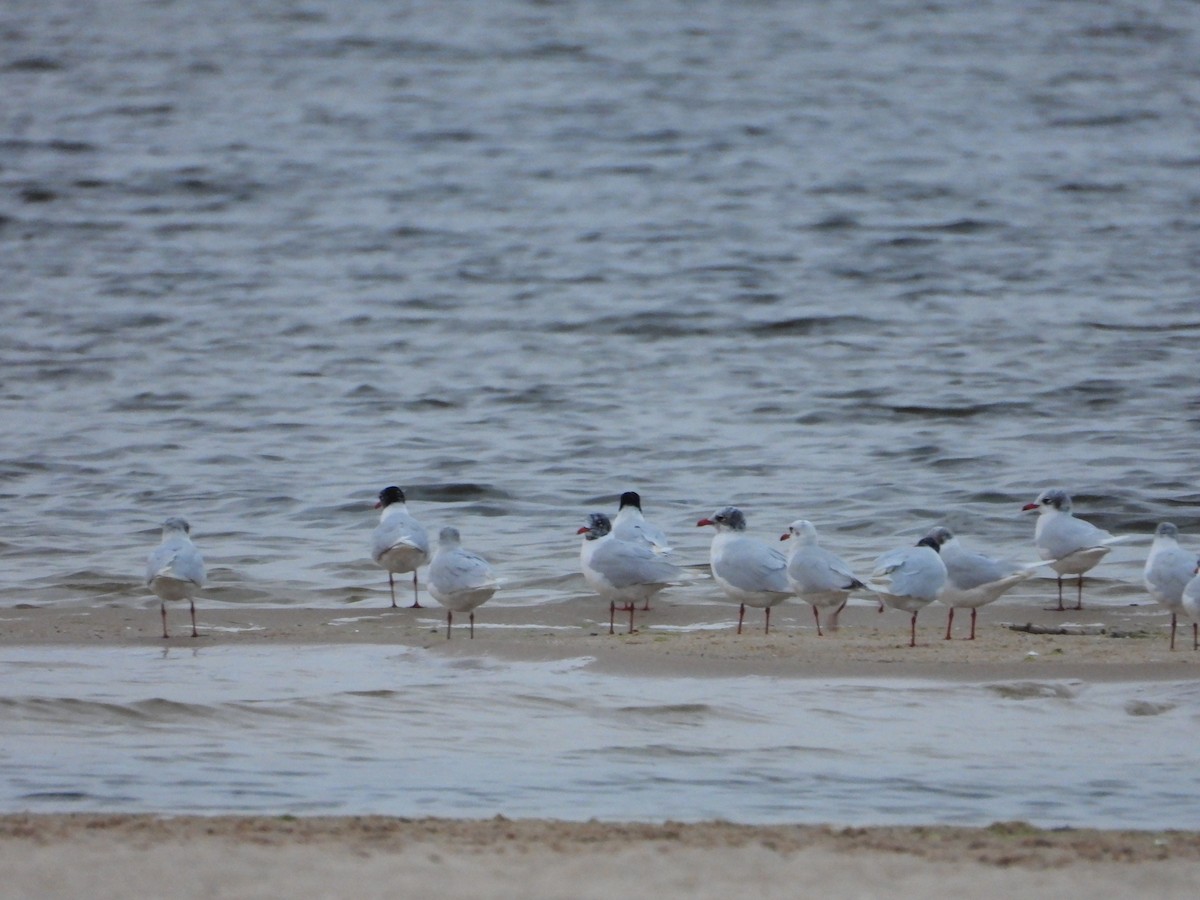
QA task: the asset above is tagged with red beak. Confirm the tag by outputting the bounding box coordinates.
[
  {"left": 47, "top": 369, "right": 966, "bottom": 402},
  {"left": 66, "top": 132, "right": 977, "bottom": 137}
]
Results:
[
  {"left": 576, "top": 526, "right": 590, "bottom": 534},
  {"left": 696, "top": 518, "right": 714, "bottom": 527},
  {"left": 374, "top": 500, "right": 382, "bottom": 509},
  {"left": 1021, "top": 503, "right": 1039, "bottom": 511},
  {"left": 779, "top": 533, "right": 790, "bottom": 541}
]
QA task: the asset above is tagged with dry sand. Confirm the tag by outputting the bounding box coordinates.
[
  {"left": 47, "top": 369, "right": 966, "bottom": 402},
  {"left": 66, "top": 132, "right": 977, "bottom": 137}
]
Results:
[{"left": 3, "top": 596, "right": 1198, "bottom": 897}]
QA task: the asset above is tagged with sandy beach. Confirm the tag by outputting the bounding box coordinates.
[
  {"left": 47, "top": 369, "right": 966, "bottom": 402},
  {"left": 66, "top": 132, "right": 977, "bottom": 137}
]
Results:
[
  {"left": 3, "top": 597, "right": 1198, "bottom": 897},
  {"left": 1, "top": 813, "right": 1198, "bottom": 899}
]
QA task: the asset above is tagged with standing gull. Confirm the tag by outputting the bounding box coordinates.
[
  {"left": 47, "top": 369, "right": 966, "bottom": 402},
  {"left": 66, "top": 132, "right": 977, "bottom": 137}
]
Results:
[
  {"left": 779, "top": 519, "right": 865, "bottom": 636},
  {"left": 428, "top": 526, "right": 497, "bottom": 639},
  {"left": 1143, "top": 522, "right": 1196, "bottom": 651},
  {"left": 371, "top": 485, "right": 430, "bottom": 608},
  {"left": 869, "top": 537, "right": 947, "bottom": 647},
  {"left": 1021, "top": 488, "right": 1126, "bottom": 611},
  {"left": 578, "top": 513, "right": 685, "bottom": 634},
  {"left": 697, "top": 507, "right": 792, "bottom": 634},
  {"left": 611, "top": 490, "right": 673, "bottom": 610},
  {"left": 146, "top": 517, "right": 206, "bottom": 639},
  {"left": 923, "top": 526, "right": 1035, "bottom": 640}
]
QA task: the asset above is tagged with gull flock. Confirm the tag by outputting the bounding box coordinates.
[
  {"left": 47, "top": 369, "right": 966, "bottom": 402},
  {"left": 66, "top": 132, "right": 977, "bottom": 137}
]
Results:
[{"left": 147, "top": 486, "right": 1200, "bottom": 650}]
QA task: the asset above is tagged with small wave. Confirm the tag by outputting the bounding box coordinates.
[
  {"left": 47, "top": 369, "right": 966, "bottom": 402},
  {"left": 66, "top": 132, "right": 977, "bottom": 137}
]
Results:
[{"left": 985, "top": 682, "right": 1078, "bottom": 700}]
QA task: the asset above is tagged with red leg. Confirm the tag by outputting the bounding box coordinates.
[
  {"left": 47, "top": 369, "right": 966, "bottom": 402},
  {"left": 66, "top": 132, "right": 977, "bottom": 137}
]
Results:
[
  {"left": 642, "top": 599, "right": 651, "bottom": 611},
  {"left": 409, "top": 572, "right": 422, "bottom": 608},
  {"left": 969, "top": 607, "right": 977, "bottom": 641},
  {"left": 189, "top": 599, "right": 198, "bottom": 638},
  {"left": 944, "top": 607, "right": 954, "bottom": 641},
  {"left": 812, "top": 605, "right": 823, "bottom": 637},
  {"left": 161, "top": 602, "right": 169, "bottom": 639},
  {"left": 736, "top": 604, "right": 745, "bottom": 635},
  {"left": 909, "top": 610, "right": 918, "bottom": 647},
  {"left": 1048, "top": 575, "right": 1065, "bottom": 611}
]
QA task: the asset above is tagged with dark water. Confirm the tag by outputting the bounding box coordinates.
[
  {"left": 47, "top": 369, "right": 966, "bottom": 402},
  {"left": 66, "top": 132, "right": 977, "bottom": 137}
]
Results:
[{"left": 2, "top": 0, "right": 1199, "bottom": 824}]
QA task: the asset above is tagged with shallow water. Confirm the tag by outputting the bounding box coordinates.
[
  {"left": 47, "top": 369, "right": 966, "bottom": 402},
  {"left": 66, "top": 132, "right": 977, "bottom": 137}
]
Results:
[
  {"left": 2, "top": 0, "right": 1199, "bottom": 826},
  {"left": 0, "top": 645, "right": 1196, "bottom": 828}
]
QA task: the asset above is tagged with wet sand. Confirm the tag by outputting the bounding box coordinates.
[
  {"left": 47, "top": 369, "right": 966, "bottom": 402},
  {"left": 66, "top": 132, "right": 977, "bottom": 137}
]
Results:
[
  {"left": 3, "top": 597, "right": 1198, "bottom": 897},
  {"left": 1, "top": 813, "right": 1198, "bottom": 899},
  {"left": 2, "top": 594, "right": 1196, "bottom": 681}
]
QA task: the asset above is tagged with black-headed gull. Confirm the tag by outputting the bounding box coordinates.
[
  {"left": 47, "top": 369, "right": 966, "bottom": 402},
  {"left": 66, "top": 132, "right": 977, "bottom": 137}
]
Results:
[
  {"left": 612, "top": 490, "right": 672, "bottom": 555},
  {"left": 1180, "top": 563, "right": 1200, "bottom": 651},
  {"left": 1021, "top": 488, "right": 1126, "bottom": 611},
  {"left": 428, "top": 526, "right": 497, "bottom": 639},
  {"left": 371, "top": 485, "right": 430, "bottom": 608},
  {"left": 869, "top": 536, "right": 947, "bottom": 647},
  {"left": 1143, "top": 522, "right": 1196, "bottom": 651},
  {"left": 779, "top": 519, "right": 865, "bottom": 636},
  {"left": 578, "top": 512, "right": 685, "bottom": 634},
  {"left": 697, "top": 507, "right": 792, "bottom": 634},
  {"left": 923, "top": 526, "right": 1035, "bottom": 640},
  {"left": 146, "top": 517, "right": 206, "bottom": 639}
]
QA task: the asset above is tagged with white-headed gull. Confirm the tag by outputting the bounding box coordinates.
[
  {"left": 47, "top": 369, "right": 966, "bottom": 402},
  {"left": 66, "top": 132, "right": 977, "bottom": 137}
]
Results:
[
  {"left": 1143, "top": 522, "right": 1197, "bottom": 651},
  {"left": 923, "top": 526, "right": 1035, "bottom": 640},
  {"left": 428, "top": 526, "right": 497, "bottom": 639},
  {"left": 1021, "top": 488, "right": 1127, "bottom": 610},
  {"left": 612, "top": 490, "right": 673, "bottom": 556},
  {"left": 779, "top": 519, "right": 865, "bottom": 636},
  {"left": 869, "top": 536, "right": 947, "bottom": 647},
  {"left": 1180, "top": 563, "right": 1200, "bottom": 651},
  {"left": 146, "top": 517, "right": 206, "bottom": 639},
  {"left": 371, "top": 485, "right": 431, "bottom": 608},
  {"left": 697, "top": 507, "right": 792, "bottom": 634},
  {"left": 578, "top": 512, "right": 685, "bottom": 634}
]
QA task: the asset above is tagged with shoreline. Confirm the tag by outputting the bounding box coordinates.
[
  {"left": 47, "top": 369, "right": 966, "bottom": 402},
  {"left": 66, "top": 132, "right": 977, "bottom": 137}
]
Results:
[{"left": 2, "top": 599, "right": 1196, "bottom": 682}]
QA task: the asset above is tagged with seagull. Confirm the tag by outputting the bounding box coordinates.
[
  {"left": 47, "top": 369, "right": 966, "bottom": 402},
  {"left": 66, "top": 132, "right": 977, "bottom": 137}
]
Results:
[
  {"left": 697, "top": 507, "right": 792, "bottom": 634},
  {"left": 922, "top": 526, "right": 1035, "bottom": 640},
  {"left": 371, "top": 485, "right": 430, "bottom": 608},
  {"left": 1143, "top": 522, "right": 1196, "bottom": 651},
  {"left": 611, "top": 490, "right": 673, "bottom": 610},
  {"left": 869, "top": 536, "right": 947, "bottom": 647},
  {"left": 1021, "top": 488, "right": 1127, "bottom": 611},
  {"left": 428, "top": 526, "right": 497, "bottom": 639},
  {"left": 612, "top": 490, "right": 672, "bottom": 555},
  {"left": 578, "top": 512, "right": 685, "bottom": 634},
  {"left": 779, "top": 519, "right": 865, "bottom": 636},
  {"left": 1180, "top": 563, "right": 1200, "bottom": 652},
  {"left": 145, "top": 517, "right": 206, "bottom": 640}
]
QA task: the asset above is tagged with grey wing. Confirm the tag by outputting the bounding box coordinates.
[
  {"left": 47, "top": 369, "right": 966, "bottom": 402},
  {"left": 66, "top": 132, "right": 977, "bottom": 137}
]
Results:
[
  {"left": 372, "top": 515, "right": 429, "bottom": 560},
  {"left": 612, "top": 519, "right": 672, "bottom": 553},
  {"left": 595, "top": 539, "right": 680, "bottom": 588},
  {"left": 437, "top": 549, "right": 496, "bottom": 591},
  {"left": 147, "top": 539, "right": 206, "bottom": 587},
  {"left": 1145, "top": 546, "right": 1195, "bottom": 602},
  {"left": 871, "top": 547, "right": 911, "bottom": 579},
  {"left": 888, "top": 554, "right": 943, "bottom": 598},
  {"left": 726, "top": 539, "right": 790, "bottom": 592},
  {"left": 947, "top": 549, "right": 1010, "bottom": 589}
]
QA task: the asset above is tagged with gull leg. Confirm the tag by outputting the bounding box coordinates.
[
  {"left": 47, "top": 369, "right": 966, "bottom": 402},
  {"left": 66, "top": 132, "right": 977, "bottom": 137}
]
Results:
[
  {"left": 909, "top": 610, "right": 918, "bottom": 648},
  {"left": 764, "top": 606, "right": 771, "bottom": 635},
  {"left": 1170, "top": 613, "right": 1176, "bottom": 651},
  {"left": 161, "top": 602, "right": 169, "bottom": 640},
  {"left": 1046, "top": 575, "right": 1066, "bottom": 612},
  {"left": 388, "top": 573, "right": 397, "bottom": 609},
  {"left": 409, "top": 572, "right": 422, "bottom": 608},
  {"left": 969, "top": 607, "right": 977, "bottom": 641},
  {"left": 189, "top": 599, "right": 198, "bottom": 638},
  {"left": 736, "top": 604, "right": 745, "bottom": 635},
  {"left": 813, "top": 605, "right": 823, "bottom": 637},
  {"left": 1074, "top": 575, "right": 1083, "bottom": 611},
  {"left": 628, "top": 603, "right": 636, "bottom": 635},
  {"left": 609, "top": 601, "right": 616, "bottom": 636},
  {"left": 446, "top": 610, "right": 453, "bottom": 640},
  {"left": 1193, "top": 621, "right": 1197, "bottom": 651},
  {"left": 469, "top": 611, "right": 475, "bottom": 640},
  {"left": 944, "top": 607, "right": 954, "bottom": 641}
]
